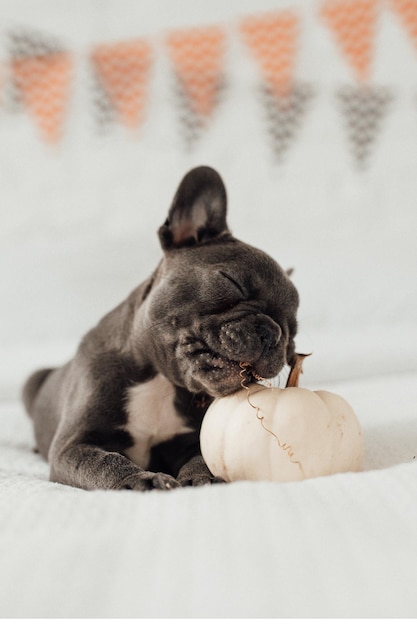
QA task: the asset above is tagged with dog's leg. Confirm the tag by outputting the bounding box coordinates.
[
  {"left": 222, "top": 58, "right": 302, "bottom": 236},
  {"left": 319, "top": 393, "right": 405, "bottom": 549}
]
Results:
[
  {"left": 146, "top": 431, "right": 223, "bottom": 487},
  {"left": 49, "top": 442, "right": 180, "bottom": 491},
  {"left": 176, "top": 455, "right": 224, "bottom": 487}
]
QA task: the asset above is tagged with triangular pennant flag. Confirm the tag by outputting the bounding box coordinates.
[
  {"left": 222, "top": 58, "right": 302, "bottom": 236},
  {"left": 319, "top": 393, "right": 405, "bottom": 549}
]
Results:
[
  {"left": 389, "top": 0, "right": 417, "bottom": 51},
  {"left": 240, "top": 11, "right": 299, "bottom": 98},
  {"left": 12, "top": 54, "right": 73, "bottom": 143},
  {"left": 262, "top": 82, "right": 314, "bottom": 161},
  {"left": 166, "top": 25, "right": 226, "bottom": 125},
  {"left": 320, "top": 0, "right": 380, "bottom": 82},
  {"left": 337, "top": 85, "right": 393, "bottom": 166},
  {"left": 91, "top": 39, "right": 152, "bottom": 130},
  {"left": 8, "top": 29, "right": 73, "bottom": 143}
]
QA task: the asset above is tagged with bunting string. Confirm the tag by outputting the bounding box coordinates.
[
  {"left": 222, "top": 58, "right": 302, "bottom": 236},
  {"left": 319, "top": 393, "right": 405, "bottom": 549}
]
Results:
[{"left": 1, "top": 1, "right": 417, "bottom": 168}]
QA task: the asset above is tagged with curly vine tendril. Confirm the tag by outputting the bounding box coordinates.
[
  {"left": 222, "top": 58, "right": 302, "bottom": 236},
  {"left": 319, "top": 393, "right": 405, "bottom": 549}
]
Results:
[{"left": 239, "top": 362, "right": 304, "bottom": 475}]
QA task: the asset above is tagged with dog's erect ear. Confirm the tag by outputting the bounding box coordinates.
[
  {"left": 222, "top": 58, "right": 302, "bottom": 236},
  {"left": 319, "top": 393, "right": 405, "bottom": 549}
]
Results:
[{"left": 158, "top": 166, "right": 229, "bottom": 250}]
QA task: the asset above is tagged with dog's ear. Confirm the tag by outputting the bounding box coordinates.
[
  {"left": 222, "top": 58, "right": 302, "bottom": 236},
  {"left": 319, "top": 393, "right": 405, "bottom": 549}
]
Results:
[{"left": 158, "top": 166, "right": 229, "bottom": 250}]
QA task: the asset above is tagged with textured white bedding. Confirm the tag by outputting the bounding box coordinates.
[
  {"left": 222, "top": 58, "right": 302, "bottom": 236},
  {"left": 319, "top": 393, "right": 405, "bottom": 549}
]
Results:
[
  {"left": 1, "top": 0, "right": 417, "bottom": 618},
  {"left": 1, "top": 371, "right": 417, "bottom": 618}
]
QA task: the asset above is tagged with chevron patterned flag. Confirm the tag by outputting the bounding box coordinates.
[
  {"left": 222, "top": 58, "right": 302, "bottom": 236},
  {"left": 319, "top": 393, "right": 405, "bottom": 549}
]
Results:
[
  {"left": 8, "top": 28, "right": 73, "bottom": 143},
  {"left": 166, "top": 25, "right": 226, "bottom": 147},
  {"left": 321, "top": 0, "right": 393, "bottom": 168},
  {"left": 90, "top": 38, "right": 153, "bottom": 133},
  {"left": 240, "top": 10, "right": 314, "bottom": 162}
]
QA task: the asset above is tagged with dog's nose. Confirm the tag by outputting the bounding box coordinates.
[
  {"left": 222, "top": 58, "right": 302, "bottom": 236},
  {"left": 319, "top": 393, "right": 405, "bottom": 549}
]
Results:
[
  {"left": 219, "top": 317, "right": 281, "bottom": 362},
  {"left": 257, "top": 321, "right": 281, "bottom": 356}
]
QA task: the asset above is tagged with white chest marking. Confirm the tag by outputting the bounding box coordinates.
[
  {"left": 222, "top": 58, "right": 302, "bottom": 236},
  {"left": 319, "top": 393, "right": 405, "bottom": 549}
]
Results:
[{"left": 124, "top": 375, "right": 193, "bottom": 469}]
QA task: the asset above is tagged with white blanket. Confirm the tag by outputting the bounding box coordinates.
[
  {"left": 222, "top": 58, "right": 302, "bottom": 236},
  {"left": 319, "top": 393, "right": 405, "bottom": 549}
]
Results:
[
  {"left": 1, "top": 371, "right": 417, "bottom": 618},
  {"left": 1, "top": 0, "right": 417, "bottom": 618}
]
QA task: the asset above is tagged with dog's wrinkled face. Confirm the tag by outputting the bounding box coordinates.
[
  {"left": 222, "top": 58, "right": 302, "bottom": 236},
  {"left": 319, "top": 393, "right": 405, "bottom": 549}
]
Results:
[{"left": 135, "top": 166, "right": 299, "bottom": 397}]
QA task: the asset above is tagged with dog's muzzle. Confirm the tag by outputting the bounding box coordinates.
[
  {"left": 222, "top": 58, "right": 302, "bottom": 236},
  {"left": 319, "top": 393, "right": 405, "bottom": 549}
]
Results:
[
  {"left": 175, "top": 313, "right": 285, "bottom": 396},
  {"left": 218, "top": 315, "right": 282, "bottom": 365}
]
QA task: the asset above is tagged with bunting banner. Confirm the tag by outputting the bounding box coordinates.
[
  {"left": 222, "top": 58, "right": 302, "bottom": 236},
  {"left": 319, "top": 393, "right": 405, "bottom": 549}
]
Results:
[
  {"left": 0, "top": 2, "right": 416, "bottom": 168},
  {"left": 91, "top": 38, "right": 153, "bottom": 133},
  {"left": 166, "top": 25, "right": 226, "bottom": 146},
  {"left": 8, "top": 29, "right": 73, "bottom": 143},
  {"left": 240, "top": 11, "right": 314, "bottom": 161},
  {"left": 320, "top": 0, "right": 392, "bottom": 168}
]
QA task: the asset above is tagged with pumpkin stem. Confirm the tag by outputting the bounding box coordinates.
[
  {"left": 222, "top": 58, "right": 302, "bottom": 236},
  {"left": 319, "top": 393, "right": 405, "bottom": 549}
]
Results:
[{"left": 286, "top": 353, "right": 311, "bottom": 388}]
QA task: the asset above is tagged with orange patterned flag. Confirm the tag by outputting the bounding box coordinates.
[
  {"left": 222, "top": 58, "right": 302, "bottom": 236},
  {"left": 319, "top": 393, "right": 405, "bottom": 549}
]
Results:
[
  {"left": 390, "top": 0, "right": 417, "bottom": 51},
  {"left": 91, "top": 39, "right": 153, "bottom": 130},
  {"left": 8, "top": 30, "right": 73, "bottom": 143},
  {"left": 11, "top": 52, "right": 73, "bottom": 143},
  {"left": 320, "top": 0, "right": 380, "bottom": 82},
  {"left": 240, "top": 11, "right": 299, "bottom": 98},
  {"left": 166, "top": 25, "right": 226, "bottom": 119}
]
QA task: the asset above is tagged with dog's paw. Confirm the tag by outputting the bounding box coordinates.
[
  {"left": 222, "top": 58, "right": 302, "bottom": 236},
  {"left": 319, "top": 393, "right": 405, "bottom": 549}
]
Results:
[
  {"left": 181, "top": 473, "right": 225, "bottom": 487},
  {"left": 176, "top": 455, "right": 225, "bottom": 487},
  {"left": 122, "top": 471, "right": 180, "bottom": 491}
]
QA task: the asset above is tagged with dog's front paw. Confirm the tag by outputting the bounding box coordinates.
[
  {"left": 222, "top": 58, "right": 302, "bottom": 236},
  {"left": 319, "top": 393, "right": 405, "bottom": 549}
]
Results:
[
  {"left": 176, "top": 455, "right": 225, "bottom": 487},
  {"left": 122, "top": 471, "right": 180, "bottom": 491}
]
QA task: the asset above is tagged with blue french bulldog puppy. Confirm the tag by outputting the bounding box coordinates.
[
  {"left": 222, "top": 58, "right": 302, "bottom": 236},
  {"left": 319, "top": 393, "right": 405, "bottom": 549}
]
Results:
[{"left": 23, "top": 166, "right": 299, "bottom": 491}]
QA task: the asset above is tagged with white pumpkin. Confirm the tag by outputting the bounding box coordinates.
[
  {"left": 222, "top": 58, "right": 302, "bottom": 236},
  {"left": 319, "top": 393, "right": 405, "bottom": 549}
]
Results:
[{"left": 200, "top": 357, "right": 364, "bottom": 483}]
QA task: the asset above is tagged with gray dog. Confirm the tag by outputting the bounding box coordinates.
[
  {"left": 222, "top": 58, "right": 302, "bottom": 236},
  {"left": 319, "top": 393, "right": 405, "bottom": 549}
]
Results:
[{"left": 22, "top": 166, "right": 299, "bottom": 491}]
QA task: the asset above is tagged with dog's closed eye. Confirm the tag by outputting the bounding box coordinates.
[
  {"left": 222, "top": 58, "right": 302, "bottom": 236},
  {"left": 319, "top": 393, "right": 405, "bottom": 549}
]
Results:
[{"left": 219, "top": 271, "right": 246, "bottom": 298}]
